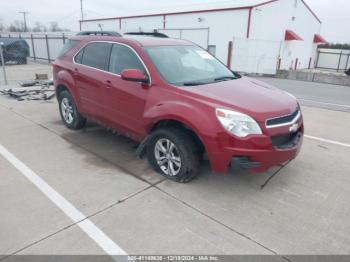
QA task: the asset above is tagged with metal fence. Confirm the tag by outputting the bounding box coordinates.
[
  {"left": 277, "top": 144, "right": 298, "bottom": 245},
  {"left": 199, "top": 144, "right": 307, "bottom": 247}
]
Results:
[
  {"left": 0, "top": 32, "right": 75, "bottom": 63},
  {"left": 315, "top": 48, "right": 350, "bottom": 72}
]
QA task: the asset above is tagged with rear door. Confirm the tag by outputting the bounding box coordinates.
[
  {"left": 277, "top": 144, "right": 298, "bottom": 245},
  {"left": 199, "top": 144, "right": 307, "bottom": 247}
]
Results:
[
  {"left": 74, "top": 42, "right": 112, "bottom": 122},
  {"left": 104, "top": 43, "right": 150, "bottom": 139}
]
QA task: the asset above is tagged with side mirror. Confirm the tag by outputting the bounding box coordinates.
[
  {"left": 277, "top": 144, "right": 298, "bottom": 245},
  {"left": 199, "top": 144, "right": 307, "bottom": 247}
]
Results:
[{"left": 121, "top": 69, "right": 149, "bottom": 83}]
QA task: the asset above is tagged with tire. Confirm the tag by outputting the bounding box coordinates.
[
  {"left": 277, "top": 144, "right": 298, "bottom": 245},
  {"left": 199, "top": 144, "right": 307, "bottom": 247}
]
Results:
[
  {"left": 147, "top": 127, "right": 200, "bottom": 183},
  {"left": 58, "top": 90, "right": 86, "bottom": 130}
]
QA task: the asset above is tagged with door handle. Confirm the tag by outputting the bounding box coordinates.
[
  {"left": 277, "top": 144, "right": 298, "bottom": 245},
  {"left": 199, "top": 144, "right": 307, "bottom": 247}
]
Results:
[
  {"left": 73, "top": 68, "right": 79, "bottom": 75},
  {"left": 105, "top": 80, "right": 112, "bottom": 88}
]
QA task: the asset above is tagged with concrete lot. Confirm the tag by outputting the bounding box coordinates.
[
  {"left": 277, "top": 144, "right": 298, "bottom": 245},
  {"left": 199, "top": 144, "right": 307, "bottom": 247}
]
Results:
[{"left": 0, "top": 63, "right": 350, "bottom": 260}]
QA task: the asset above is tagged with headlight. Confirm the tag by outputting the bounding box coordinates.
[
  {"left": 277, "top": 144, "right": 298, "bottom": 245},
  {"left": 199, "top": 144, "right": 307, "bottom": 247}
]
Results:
[{"left": 216, "top": 108, "right": 262, "bottom": 137}]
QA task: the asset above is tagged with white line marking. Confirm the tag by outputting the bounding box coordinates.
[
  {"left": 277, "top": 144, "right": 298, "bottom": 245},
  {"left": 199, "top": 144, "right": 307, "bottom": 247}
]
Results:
[
  {"left": 298, "top": 98, "right": 350, "bottom": 108},
  {"left": 0, "top": 143, "right": 127, "bottom": 256},
  {"left": 305, "top": 135, "right": 350, "bottom": 148}
]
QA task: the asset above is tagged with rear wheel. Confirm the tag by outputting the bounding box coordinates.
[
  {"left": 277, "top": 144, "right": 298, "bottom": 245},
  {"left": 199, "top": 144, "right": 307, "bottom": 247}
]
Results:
[
  {"left": 58, "top": 90, "right": 86, "bottom": 130},
  {"left": 147, "top": 127, "right": 200, "bottom": 183}
]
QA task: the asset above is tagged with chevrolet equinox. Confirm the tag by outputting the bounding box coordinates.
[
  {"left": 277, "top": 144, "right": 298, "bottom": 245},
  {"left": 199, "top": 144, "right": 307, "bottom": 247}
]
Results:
[{"left": 53, "top": 33, "right": 303, "bottom": 183}]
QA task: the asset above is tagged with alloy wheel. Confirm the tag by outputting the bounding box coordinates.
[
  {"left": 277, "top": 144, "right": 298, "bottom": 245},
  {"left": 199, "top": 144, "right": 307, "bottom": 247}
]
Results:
[
  {"left": 61, "top": 97, "right": 74, "bottom": 124},
  {"left": 154, "top": 138, "right": 182, "bottom": 176}
]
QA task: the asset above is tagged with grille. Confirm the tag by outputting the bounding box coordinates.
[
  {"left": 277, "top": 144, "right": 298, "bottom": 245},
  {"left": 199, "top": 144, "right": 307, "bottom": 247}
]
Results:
[
  {"left": 271, "top": 130, "right": 302, "bottom": 149},
  {"left": 266, "top": 109, "right": 300, "bottom": 128}
]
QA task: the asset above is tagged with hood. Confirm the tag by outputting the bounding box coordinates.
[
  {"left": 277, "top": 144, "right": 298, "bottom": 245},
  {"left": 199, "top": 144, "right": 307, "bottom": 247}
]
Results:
[{"left": 181, "top": 77, "right": 298, "bottom": 122}]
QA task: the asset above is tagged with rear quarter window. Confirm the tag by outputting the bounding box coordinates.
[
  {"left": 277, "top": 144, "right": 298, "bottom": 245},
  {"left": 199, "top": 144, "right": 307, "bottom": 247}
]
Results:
[{"left": 57, "top": 39, "right": 80, "bottom": 58}]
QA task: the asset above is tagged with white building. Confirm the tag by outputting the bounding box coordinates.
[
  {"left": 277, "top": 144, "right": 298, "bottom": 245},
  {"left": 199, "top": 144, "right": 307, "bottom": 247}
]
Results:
[{"left": 80, "top": 0, "right": 327, "bottom": 74}]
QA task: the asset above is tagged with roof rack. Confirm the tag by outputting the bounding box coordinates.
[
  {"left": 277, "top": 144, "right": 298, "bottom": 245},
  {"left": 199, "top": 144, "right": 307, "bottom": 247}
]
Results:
[
  {"left": 76, "top": 31, "right": 121, "bottom": 37},
  {"left": 124, "top": 32, "right": 168, "bottom": 38}
]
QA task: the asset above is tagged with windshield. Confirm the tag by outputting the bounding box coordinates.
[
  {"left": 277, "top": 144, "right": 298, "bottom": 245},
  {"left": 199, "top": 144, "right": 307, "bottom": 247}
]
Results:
[{"left": 144, "top": 45, "right": 237, "bottom": 86}]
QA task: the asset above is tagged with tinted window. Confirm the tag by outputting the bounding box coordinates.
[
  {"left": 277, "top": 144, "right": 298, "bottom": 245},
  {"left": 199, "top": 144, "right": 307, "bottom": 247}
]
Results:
[
  {"left": 57, "top": 39, "right": 79, "bottom": 58},
  {"left": 109, "top": 44, "right": 145, "bottom": 75},
  {"left": 74, "top": 49, "right": 84, "bottom": 64},
  {"left": 82, "top": 42, "right": 111, "bottom": 70}
]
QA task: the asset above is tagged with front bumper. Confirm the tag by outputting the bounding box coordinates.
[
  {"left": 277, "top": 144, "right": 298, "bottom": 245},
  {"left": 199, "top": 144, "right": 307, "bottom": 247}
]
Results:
[
  {"left": 206, "top": 125, "right": 304, "bottom": 174},
  {"left": 230, "top": 132, "right": 303, "bottom": 173}
]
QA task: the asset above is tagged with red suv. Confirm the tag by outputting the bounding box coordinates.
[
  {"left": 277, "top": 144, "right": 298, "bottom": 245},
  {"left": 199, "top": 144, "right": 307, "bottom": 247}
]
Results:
[{"left": 53, "top": 32, "right": 303, "bottom": 182}]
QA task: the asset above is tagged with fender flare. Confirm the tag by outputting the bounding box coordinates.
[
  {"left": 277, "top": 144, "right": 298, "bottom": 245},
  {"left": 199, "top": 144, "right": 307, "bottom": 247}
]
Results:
[
  {"left": 55, "top": 70, "right": 83, "bottom": 112},
  {"left": 143, "top": 101, "right": 218, "bottom": 151}
]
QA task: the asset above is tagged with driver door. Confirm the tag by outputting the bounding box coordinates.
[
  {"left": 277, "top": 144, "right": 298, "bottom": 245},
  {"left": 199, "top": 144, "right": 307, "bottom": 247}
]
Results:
[{"left": 103, "top": 43, "right": 150, "bottom": 139}]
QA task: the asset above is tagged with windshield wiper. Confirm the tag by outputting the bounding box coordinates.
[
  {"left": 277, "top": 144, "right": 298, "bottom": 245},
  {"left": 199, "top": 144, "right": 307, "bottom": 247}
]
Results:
[
  {"left": 214, "top": 76, "right": 237, "bottom": 82},
  {"left": 182, "top": 81, "right": 208, "bottom": 86}
]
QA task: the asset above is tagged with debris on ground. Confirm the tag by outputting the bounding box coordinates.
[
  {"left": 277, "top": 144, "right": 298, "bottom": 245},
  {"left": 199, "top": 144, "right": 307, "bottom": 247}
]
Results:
[
  {"left": 35, "top": 73, "right": 49, "bottom": 80},
  {"left": 0, "top": 87, "right": 55, "bottom": 101},
  {"left": 17, "top": 80, "right": 37, "bottom": 87},
  {"left": 0, "top": 74, "right": 55, "bottom": 101},
  {"left": 18, "top": 73, "right": 53, "bottom": 87}
]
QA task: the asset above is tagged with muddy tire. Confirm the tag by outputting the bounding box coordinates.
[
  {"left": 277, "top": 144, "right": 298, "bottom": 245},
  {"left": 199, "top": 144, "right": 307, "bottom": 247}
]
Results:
[
  {"left": 147, "top": 127, "right": 200, "bottom": 183},
  {"left": 58, "top": 90, "right": 86, "bottom": 130}
]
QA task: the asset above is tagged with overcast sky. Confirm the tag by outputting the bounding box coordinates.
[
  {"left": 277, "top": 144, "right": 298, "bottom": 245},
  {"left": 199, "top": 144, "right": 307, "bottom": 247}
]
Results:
[{"left": 0, "top": 0, "right": 349, "bottom": 43}]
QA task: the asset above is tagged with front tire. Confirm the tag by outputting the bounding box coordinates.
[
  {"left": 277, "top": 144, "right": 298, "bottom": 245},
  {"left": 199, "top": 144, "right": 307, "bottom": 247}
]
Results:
[
  {"left": 58, "top": 90, "right": 86, "bottom": 130},
  {"left": 147, "top": 127, "right": 200, "bottom": 183}
]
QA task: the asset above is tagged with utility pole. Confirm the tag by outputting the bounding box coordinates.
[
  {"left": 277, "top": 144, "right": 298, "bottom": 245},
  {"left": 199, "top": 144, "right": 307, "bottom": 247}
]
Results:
[
  {"left": 19, "top": 11, "right": 29, "bottom": 32},
  {"left": 79, "top": 0, "right": 84, "bottom": 31}
]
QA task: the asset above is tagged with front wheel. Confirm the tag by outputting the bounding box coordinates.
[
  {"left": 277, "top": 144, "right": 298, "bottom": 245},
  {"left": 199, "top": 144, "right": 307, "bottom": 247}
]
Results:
[
  {"left": 58, "top": 90, "right": 86, "bottom": 130},
  {"left": 147, "top": 127, "right": 200, "bottom": 183}
]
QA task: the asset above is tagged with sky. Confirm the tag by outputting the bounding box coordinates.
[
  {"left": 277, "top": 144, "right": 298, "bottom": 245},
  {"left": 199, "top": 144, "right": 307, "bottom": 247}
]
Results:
[{"left": 0, "top": 0, "right": 349, "bottom": 43}]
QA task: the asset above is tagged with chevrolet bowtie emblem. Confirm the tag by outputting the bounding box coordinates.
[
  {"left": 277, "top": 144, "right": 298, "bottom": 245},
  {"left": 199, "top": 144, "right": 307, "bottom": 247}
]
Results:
[{"left": 289, "top": 123, "right": 299, "bottom": 132}]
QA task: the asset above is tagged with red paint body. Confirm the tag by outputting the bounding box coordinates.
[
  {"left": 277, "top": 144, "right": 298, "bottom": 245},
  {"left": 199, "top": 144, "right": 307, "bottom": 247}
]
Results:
[{"left": 53, "top": 35, "right": 304, "bottom": 173}]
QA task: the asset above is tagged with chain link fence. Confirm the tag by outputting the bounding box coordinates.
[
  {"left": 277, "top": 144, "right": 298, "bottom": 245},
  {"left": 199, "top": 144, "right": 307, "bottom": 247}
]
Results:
[
  {"left": 0, "top": 32, "right": 75, "bottom": 85},
  {"left": 0, "top": 32, "right": 75, "bottom": 63}
]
